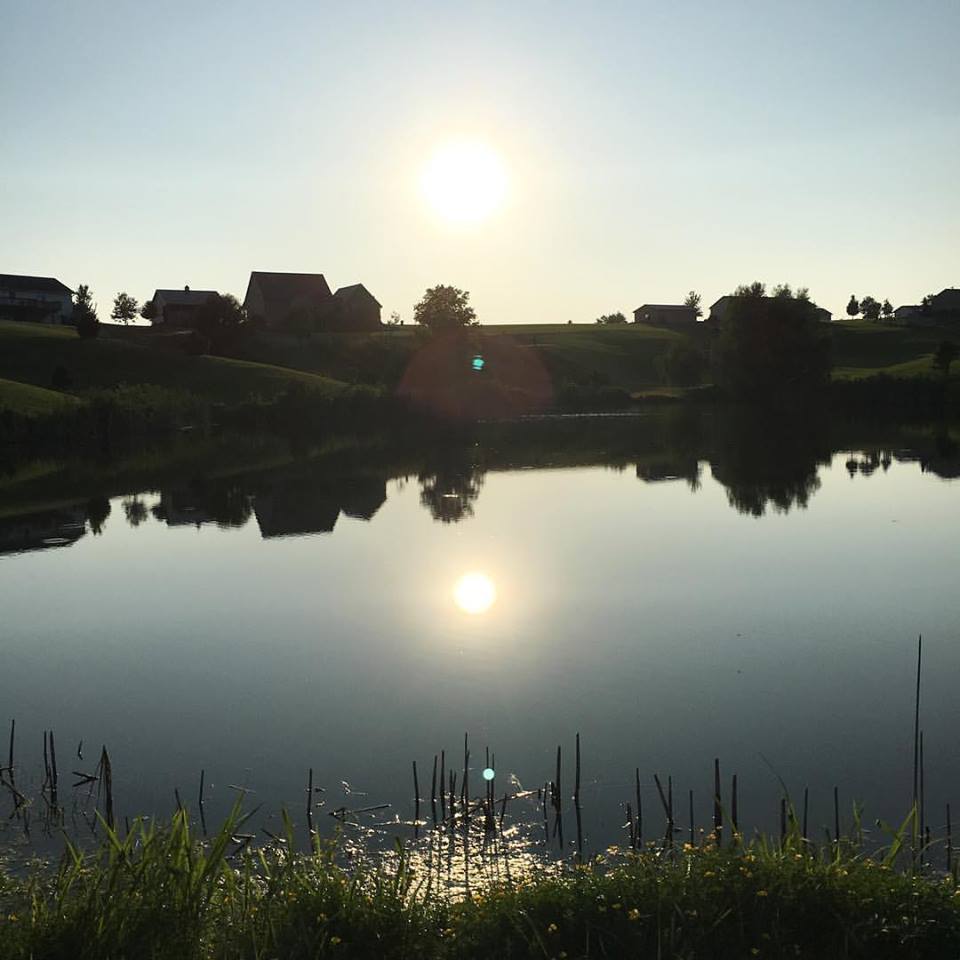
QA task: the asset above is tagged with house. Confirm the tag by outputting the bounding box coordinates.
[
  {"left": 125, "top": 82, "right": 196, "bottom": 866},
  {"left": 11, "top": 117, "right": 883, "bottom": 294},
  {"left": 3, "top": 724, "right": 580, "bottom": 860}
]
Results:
[
  {"left": 894, "top": 304, "right": 923, "bottom": 325},
  {"left": 709, "top": 296, "right": 831, "bottom": 323},
  {"left": 0, "top": 274, "right": 73, "bottom": 323},
  {"left": 927, "top": 288, "right": 960, "bottom": 321},
  {"left": 243, "top": 271, "right": 332, "bottom": 328},
  {"left": 633, "top": 304, "right": 698, "bottom": 326},
  {"left": 149, "top": 286, "right": 218, "bottom": 327},
  {"left": 330, "top": 283, "right": 382, "bottom": 330}
]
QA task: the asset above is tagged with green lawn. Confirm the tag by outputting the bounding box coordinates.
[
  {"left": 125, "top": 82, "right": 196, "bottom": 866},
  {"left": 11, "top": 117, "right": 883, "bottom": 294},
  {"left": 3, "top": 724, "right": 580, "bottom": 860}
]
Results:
[
  {"left": 0, "top": 320, "right": 346, "bottom": 404},
  {"left": 829, "top": 320, "right": 956, "bottom": 379},
  {"left": 0, "top": 377, "right": 81, "bottom": 417}
]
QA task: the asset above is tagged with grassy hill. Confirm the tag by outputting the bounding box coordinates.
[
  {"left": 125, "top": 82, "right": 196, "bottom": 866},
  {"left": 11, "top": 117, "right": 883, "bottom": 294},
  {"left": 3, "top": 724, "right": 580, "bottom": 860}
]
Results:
[
  {"left": 0, "top": 321, "right": 345, "bottom": 414},
  {"left": 830, "top": 319, "right": 955, "bottom": 380}
]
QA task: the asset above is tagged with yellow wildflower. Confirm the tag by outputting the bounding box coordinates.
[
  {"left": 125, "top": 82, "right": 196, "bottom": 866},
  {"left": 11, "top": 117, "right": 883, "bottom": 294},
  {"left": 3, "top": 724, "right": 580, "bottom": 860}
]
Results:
[
  {"left": 547, "top": 923, "right": 558, "bottom": 934},
  {"left": 757, "top": 890, "right": 768, "bottom": 897},
  {"left": 330, "top": 936, "right": 342, "bottom": 946},
  {"left": 612, "top": 903, "right": 622, "bottom": 910},
  {"left": 704, "top": 870, "right": 716, "bottom": 878},
  {"left": 628, "top": 908, "right": 641, "bottom": 921}
]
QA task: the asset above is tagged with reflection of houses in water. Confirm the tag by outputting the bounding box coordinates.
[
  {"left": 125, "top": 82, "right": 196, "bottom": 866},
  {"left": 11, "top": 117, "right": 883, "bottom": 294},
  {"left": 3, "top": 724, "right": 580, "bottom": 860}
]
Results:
[
  {"left": 635, "top": 455, "right": 702, "bottom": 489},
  {"left": 254, "top": 476, "right": 386, "bottom": 538},
  {"left": 152, "top": 491, "right": 219, "bottom": 529},
  {"left": 0, "top": 506, "right": 86, "bottom": 556}
]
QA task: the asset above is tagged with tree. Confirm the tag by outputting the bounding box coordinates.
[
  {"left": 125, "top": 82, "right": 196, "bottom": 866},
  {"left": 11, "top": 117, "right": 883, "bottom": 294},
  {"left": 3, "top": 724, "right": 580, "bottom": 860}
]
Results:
[
  {"left": 932, "top": 340, "right": 959, "bottom": 379},
  {"left": 684, "top": 290, "right": 703, "bottom": 318},
  {"left": 734, "top": 281, "right": 766, "bottom": 298},
  {"left": 140, "top": 299, "right": 157, "bottom": 321},
  {"left": 196, "top": 293, "right": 245, "bottom": 336},
  {"left": 795, "top": 287, "right": 810, "bottom": 302},
  {"left": 413, "top": 285, "right": 477, "bottom": 331},
  {"left": 772, "top": 283, "right": 793, "bottom": 299},
  {"left": 881, "top": 299, "right": 894, "bottom": 320},
  {"left": 73, "top": 284, "right": 99, "bottom": 339},
  {"left": 860, "top": 296, "right": 881, "bottom": 321},
  {"left": 111, "top": 291, "right": 139, "bottom": 325},
  {"left": 595, "top": 311, "right": 627, "bottom": 325},
  {"left": 846, "top": 295, "right": 860, "bottom": 318},
  {"left": 712, "top": 293, "right": 831, "bottom": 399}
]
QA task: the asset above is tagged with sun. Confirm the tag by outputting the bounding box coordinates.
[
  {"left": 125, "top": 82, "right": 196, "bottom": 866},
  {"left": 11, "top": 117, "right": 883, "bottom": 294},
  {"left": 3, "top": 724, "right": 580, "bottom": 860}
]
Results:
[
  {"left": 420, "top": 140, "right": 508, "bottom": 224},
  {"left": 453, "top": 572, "right": 497, "bottom": 615}
]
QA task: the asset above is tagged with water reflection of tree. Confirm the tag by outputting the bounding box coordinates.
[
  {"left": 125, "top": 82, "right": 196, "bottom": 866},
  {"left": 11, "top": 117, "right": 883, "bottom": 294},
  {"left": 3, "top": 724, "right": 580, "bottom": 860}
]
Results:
[
  {"left": 122, "top": 496, "right": 149, "bottom": 527},
  {"left": 86, "top": 497, "right": 111, "bottom": 535},
  {"left": 418, "top": 458, "right": 485, "bottom": 523},
  {"left": 708, "top": 409, "right": 832, "bottom": 517}
]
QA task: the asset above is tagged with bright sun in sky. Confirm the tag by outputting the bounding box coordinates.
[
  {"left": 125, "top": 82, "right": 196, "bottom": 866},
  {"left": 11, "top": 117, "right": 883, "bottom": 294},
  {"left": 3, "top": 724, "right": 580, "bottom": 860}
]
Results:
[
  {"left": 420, "top": 140, "right": 508, "bottom": 224},
  {"left": 453, "top": 572, "right": 497, "bottom": 615}
]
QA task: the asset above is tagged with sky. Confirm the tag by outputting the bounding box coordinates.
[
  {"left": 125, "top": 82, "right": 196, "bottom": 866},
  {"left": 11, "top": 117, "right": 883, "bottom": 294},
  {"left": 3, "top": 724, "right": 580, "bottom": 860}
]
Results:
[{"left": 1, "top": 0, "right": 958, "bottom": 324}]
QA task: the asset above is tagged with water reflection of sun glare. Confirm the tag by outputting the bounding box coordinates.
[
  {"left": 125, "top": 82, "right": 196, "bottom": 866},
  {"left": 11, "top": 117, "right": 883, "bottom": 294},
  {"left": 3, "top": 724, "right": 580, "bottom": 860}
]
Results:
[{"left": 454, "top": 572, "right": 496, "bottom": 615}]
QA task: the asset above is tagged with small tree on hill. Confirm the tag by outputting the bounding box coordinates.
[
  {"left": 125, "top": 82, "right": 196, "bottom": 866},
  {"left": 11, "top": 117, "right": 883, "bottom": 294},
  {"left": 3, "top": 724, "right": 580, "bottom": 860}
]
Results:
[
  {"left": 684, "top": 290, "right": 703, "bottom": 318},
  {"left": 772, "top": 283, "right": 793, "bottom": 299},
  {"left": 846, "top": 295, "right": 860, "bottom": 318},
  {"left": 111, "top": 292, "right": 139, "bottom": 325},
  {"left": 413, "top": 285, "right": 477, "bottom": 331},
  {"left": 860, "top": 296, "right": 881, "bottom": 321},
  {"left": 932, "top": 340, "right": 959, "bottom": 379},
  {"left": 74, "top": 284, "right": 99, "bottom": 339},
  {"left": 196, "top": 294, "right": 245, "bottom": 348},
  {"left": 595, "top": 312, "right": 627, "bottom": 325},
  {"left": 882, "top": 299, "right": 894, "bottom": 320},
  {"left": 140, "top": 299, "right": 157, "bottom": 322}
]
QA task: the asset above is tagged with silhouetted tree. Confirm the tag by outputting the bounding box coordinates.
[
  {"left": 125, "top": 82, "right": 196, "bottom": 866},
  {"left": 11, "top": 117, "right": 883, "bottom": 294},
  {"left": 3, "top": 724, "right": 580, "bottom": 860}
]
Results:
[
  {"left": 74, "top": 284, "right": 99, "bottom": 339},
  {"left": 796, "top": 287, "right": 810, "bottom": 302},
  {"left": 595, "top": 312, "right": 627, "bottom": 325},
  {"left": 933, "top": 340, "right": 959, "bottom": 378},
  {"left": 684, "top": 290, "right": 703, "bottom": 317},
  {"left": 772, "top": 283, "right": 793, "bottom": 299},
  {"left": 660, "top": 339, "right": 706, "bottom": 386},
  {"left": 110, "top": 292, "right": 139, "bottom": 324},
  {"left": 140, "top": 299, "right": 157, "bottom": 321},
  {"left": 846, "top": 295, "right": 860, "bottom": 318},
  {"left": 734, "top": 281, "right": 766, "bottom": 298},
  {"left": 860, "top": 296, "right": 881, "bottom": 321},
  {"left": 882, "top": 299, "right": 894, "bottom": 320},
  {"left": 712, "top": 291, "right": 831, "bottom": 398},
  {"left": 414, "top": 285, "right": 477, "bottom": 331},
  {"left": 196, "top": 293, "right": 245, "bottom": 349}
]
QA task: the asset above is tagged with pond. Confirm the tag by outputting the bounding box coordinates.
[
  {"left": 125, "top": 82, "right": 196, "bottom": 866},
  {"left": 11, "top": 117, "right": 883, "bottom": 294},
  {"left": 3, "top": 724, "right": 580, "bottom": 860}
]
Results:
[{"left": 1, "top": 409, "right": 959, "bottom": 856}]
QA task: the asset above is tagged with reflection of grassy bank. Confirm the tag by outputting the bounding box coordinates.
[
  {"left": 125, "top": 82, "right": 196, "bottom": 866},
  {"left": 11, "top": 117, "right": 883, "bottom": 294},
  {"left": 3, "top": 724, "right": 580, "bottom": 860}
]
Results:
[{"left": 2, "top": 809, "right": 959, "bottom": 958}]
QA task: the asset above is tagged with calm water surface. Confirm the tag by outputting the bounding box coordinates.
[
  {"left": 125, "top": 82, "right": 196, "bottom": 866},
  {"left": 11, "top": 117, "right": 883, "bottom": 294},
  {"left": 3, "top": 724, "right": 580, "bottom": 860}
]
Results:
[{"left": 2, "top": 413, "right": 959, "bottom": 850}]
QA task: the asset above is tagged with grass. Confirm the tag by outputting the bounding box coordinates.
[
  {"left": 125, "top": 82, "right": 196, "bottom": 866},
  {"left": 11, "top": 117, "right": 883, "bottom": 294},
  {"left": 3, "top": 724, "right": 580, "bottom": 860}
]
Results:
[
  {"left": 0, "top": 378, "right": 80, "bottom": 417},
  {"left": 0, "top": 320, "right": 345, "bottom": 407},
  {"left": 2, "top": 806, "right": 960, "bottom": 959}
]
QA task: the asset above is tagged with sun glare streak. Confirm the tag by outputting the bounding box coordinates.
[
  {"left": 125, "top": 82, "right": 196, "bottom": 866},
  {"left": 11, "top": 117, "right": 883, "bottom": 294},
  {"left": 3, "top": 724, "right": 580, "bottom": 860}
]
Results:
[
  {"left": 453, "top": 572, "right": 497, "bottom": 615},
  {"left": 420, "top": 141, "right": 508, "bottom": 224}
]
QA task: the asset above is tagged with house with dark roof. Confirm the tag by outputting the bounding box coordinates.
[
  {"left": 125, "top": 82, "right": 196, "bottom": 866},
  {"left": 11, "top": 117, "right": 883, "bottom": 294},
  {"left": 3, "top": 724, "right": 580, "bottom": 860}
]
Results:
[
  {"left": 709, "top": 295, "right": 831, "bottom": 324},
  {"left": 0, "top": 274, "right": 73, "bottom": 323},
  {"left": 928, "top": 288, "right": 960, "bottom": 320},
  {"left": 148, "top": 286, "right": 219, "bottom": 327},
  {"left": 633, "top": 304, "right": 698, "bottom": 326},
  {"left": 243, "top": 272, "right": 332, "bottom": 329},
  {"left": 330, "top": 283, "right": 382, "bottom": 331}
]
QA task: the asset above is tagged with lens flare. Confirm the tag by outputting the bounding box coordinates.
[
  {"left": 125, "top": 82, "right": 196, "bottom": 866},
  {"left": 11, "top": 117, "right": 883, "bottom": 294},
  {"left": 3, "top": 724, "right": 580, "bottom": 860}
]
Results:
[{"left": 454, "top": 572, "right": 496, "bottom": 615}]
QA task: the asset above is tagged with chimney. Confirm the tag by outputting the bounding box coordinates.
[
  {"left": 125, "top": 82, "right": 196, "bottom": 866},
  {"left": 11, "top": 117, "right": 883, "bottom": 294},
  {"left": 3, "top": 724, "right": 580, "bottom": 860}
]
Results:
[{"left": 184, "top": 285, "right": 190, "bottom": 291}]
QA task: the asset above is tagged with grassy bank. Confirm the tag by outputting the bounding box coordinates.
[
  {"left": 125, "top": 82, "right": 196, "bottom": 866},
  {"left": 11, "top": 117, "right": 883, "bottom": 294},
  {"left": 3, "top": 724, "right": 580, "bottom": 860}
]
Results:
[{"left": 2, "top": 808, "right": 959, "bottom": 959}]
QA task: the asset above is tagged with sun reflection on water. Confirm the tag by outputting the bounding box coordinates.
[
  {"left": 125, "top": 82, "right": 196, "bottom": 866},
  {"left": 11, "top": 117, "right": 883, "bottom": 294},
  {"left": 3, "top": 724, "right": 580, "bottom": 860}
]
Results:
[{"left": 453, "top": 573, "right": 496, "bottom": 615}]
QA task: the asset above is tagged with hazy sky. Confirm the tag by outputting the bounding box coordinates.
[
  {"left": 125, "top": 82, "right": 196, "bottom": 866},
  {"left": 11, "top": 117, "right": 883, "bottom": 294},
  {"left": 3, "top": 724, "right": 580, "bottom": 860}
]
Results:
[{"left": 2, "top": 0, "right": 958, "bottom": 323}]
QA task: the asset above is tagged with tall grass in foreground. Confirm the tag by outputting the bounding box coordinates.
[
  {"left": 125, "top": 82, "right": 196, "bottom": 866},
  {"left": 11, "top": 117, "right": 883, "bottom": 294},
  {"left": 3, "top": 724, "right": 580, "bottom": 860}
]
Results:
[{"left": 2, "top": 804, "right": 960, "bottom": 960}]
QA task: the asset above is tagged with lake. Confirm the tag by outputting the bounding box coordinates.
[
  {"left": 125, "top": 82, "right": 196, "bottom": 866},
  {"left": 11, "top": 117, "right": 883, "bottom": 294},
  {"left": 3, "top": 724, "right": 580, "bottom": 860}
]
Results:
[{"left": 1, "top": 409, "right": 959, "bottom": 855}]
